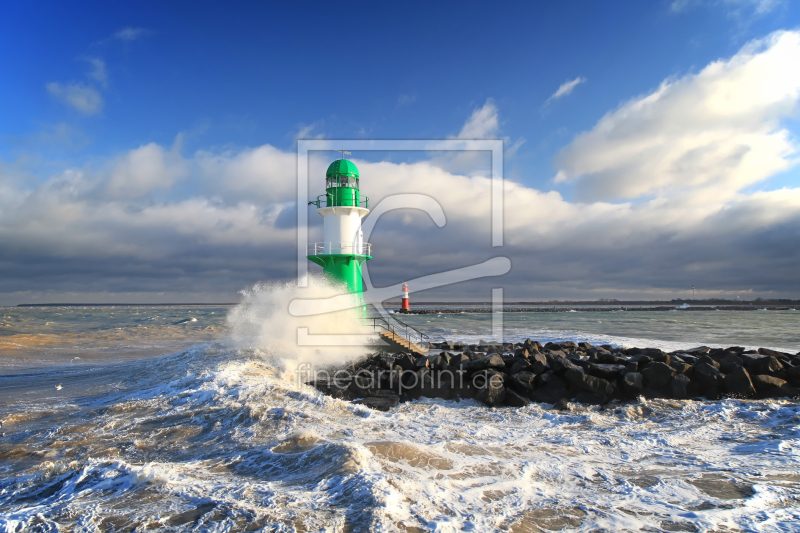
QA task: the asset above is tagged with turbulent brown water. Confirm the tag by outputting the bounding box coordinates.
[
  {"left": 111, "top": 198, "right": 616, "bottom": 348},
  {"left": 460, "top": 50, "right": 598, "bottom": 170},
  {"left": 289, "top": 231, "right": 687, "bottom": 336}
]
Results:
[{"left": 1, "top": 303, "right": 799, "bottom": 532}]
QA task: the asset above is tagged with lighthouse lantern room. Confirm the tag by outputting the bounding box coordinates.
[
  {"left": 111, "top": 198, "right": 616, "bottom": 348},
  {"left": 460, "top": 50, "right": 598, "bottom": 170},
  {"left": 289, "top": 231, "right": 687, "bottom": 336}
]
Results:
[{"left": 307, "top": 157, "right": 371, "bottom": 299}]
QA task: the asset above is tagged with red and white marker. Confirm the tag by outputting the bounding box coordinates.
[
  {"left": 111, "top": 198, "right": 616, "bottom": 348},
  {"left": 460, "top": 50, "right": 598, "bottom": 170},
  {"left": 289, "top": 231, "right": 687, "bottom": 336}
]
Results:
[{"left": 401, "top": 282, "right": 410, "bottom": 311}]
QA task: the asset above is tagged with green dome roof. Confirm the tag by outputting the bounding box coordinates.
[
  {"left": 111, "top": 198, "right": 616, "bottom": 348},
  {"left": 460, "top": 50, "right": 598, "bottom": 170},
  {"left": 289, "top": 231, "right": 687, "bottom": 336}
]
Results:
[{"left": 326, "top": 159, "right": 359, "bottom": 179}]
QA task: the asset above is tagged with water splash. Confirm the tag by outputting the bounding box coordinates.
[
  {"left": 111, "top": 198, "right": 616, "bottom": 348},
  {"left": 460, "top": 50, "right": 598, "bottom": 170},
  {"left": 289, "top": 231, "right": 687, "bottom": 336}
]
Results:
[{"left": 226, "top": 276, "right": 374, "bottom": 371}]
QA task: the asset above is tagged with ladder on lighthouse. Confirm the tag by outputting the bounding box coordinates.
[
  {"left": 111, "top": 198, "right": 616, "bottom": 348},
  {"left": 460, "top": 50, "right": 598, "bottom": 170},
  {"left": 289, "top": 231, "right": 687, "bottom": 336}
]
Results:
[{"left": 363, "top": 316, "right": 430, "bottom": 356}]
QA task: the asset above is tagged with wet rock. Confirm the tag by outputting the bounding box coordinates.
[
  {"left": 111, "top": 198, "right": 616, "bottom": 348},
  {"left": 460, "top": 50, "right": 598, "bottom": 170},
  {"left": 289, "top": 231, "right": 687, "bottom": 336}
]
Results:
[
  {"left": 752, "top": 374, "right": 787, "bottom": 391},
  {"left": 622, "top": 372, "right": 644, "bottom": 394},
  {"left": 758, "top": 348, "right": 792, "bottom": 361},
  {"left": 671, "top": 362, "right": 693, "bottom": 375},
  {"left": 739, "top": 353, "right": 764, "bottom": 368},
  {"left": 697, "top": 355, "right": 721, "bottom": 370},
  {"left": 530, "top": 352, "right": 549, "bottom": 374},
  {"left": 450, "top": 353, "right": 471, "bottom": 371},
  {"left": 574, "top": 391, "right": 606, "bottom": 405},
  {"left": 555, "top": 398, "right": 572, "bottom": 411},
  {"left": 585, "top": 363, "right": 625, "bottom": 381},
  {"left": 353, "top": 391, "right": 400, "bottom": 412},
  {"left": 751, "top": 356, "right": 784, "bottom": 375},
  {"left": 670, "top": 374, "right": 691, "bottom": 399},
  {"left": 395, "top": 353, "right": 417, "bottom": 372},
  {"left": 642, "top": 362, "right": 677, "bottom": 389},
  {"left": 471, "top": 354, "right": 506, "bottom": 370},
  {"left": 624, "top": 362, "right": 638, "bottom": 374},
  {"left": 597, "top": 352, "right": 627, "bottom": 365},
  {"left": 687, "top": 346, "right": 711, "bottom": 355},
  {"left": 723, "top": 366, "right": 756, "bottom": 397},
  {"left": 508, "top": 357, "right": 533, "bottom": 375},
  {"left": 694, "top": 362, "right": 724, "bottom": 387},
  {"left": 475, "top": 371, "right": 506, "bottom": 407},
  {"left": 719, "top": 353, "right": 744, "bottom": 374},
  {"left": 504, "top": 389, "right": 529, "bottom": 407},
  {"left": 531, "top": 380, "right": 571, "bottom": 404},
  {"left": 565, "top": 369, "right": 613, "bottom": 396},
  {"left": 760, "top": 386, "right": 800, "bottom": 399},
  {"left": 552, "top": 356, "right": 583, "bottom": 375},
  {"left": 508, "top": 371, "right": 536, "bottom": 396}
]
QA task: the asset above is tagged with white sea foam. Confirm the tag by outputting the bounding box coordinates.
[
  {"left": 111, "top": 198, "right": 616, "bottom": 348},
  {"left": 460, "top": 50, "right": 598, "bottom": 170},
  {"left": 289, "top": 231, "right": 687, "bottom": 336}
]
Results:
[
  {"left": 3, "top": 349, "right": 799, "bottom": 532},
  {"left": 226, "top": 276, "right": 374, "bottom": 371}
]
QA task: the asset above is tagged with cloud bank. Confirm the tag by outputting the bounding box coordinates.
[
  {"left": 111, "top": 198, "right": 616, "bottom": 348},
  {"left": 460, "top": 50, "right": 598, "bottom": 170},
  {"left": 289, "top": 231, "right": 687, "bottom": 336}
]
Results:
[
  {"left": 555, "top": 31, "right": 800, "bottom": 202},
  {"left": 4, "top": 31, "right": 800, "bottom": 303}
]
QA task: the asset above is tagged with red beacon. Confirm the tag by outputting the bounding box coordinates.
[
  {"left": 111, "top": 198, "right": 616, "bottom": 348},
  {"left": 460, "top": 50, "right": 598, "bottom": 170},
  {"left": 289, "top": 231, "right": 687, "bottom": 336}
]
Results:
[{"left": 401, "top": 282, "right": 410, "bottom": 312}]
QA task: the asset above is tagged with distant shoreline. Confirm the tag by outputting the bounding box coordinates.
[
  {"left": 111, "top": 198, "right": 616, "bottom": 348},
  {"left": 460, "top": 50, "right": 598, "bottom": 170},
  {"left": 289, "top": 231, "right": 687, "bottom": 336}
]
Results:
[
  {"left": 14, "top": 303, "right": 239, "bottom": 307},
  {"left": 13, "top": 299, "right": 800, "bottom": 308}
]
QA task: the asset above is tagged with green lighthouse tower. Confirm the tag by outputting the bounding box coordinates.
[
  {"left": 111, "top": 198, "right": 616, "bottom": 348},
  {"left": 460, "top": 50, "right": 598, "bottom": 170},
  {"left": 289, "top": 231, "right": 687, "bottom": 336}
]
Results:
[{"left": 307, "top": 157, "right": 371, "bottom": 299}]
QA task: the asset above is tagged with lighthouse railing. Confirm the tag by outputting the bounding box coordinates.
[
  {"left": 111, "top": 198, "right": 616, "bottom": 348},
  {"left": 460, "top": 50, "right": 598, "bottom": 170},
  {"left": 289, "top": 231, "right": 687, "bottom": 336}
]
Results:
[
  {"left": 363, "top": 315, "right": 430, "bottom": 349},
  {"left": 308, "top": 195, "right": 369, "bottom": 209},
  {"left": 307, "top": 242, "right": 372, "bottom": 256}
]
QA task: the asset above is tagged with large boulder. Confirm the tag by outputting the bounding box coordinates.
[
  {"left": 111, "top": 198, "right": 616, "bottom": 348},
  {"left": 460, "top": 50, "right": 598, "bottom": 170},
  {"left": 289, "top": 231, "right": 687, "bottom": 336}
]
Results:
[
  {"left": 508, "top": 371, "right": 536, "bottom": 396},
  {"left": 758, "top": 348, "right": 792, "bottom": 361},
  {"left": 565, "top": 369, "right": 614, "bottom": 396},
  {"left": 574, "top": 391, "right": 607, "bottom": 405},
  {"left": 752, "top": 374, "right": 787, "bottom": 391},
  {"left": 396, "top": 353, "right": 417, "bottom": 372},
  {"left": 552, "top": 356, "right": 583, "bottom": 375},
  {"left": 530, "top": 352, "right": 549, "bottom": 374},
  {"left": 697, "top": 355, "right": 721, "bottom": 370},
  {"left": 531, "top": 379, "right": 571, "bottom": 404},
  {"left": 641, "top": 362, "right": 677, "bottom": 389},
  {"left": 508, "top": 357, "right": 533, "bottom": 375},
  {"left": 473, "top": 369, "right": 506, "bottom": 407},
  {"left": 471, "top": 354, "right": 506, "bottom": 370},
  {"left": 622, "top": 372, "right": 645, "bottom": 395},
  {"left": 504, "top": 389, "right": 529, "bottom": 407},
  {"left": 719, "top": 353, "right": 744, "bottom": 374},
  {"left": 751, "top": 356, "right": 784, "bottom": 375},
  {"left": 694, "top": 362, "right": 724, "bottom": 387},
  {"left": 670, "top": 374, "right": 691, "bottom": 399},
  {"left": 723, "top": 366, "right": 756, "bottom": 397},
  {"left": 586, "top": 363, "right": 626, "bottom": 381},
  {"left": 353, "top": 390, "right": 400, "bottom": 411},
  {"left": 450, "top": 353, "right": 472, "bottom": 371}
]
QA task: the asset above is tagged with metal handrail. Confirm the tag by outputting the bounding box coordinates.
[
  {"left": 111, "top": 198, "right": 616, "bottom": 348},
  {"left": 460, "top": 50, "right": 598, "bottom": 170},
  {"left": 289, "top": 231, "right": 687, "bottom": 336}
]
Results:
[
  {"left": 363, "top": 315, "right": 430, "bottom": 348},
  {"left": 308, "top": 195, "right": 369, "bottom": 209},
  {"left": 307, "top": 242, "right": 372, "bottom": 256}
]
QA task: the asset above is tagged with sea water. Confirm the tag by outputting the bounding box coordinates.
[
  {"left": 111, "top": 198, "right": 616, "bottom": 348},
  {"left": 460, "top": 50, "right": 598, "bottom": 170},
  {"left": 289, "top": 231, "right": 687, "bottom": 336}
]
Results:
[{"left": 1, "top": 300, "right": 799, "bottom": 532}]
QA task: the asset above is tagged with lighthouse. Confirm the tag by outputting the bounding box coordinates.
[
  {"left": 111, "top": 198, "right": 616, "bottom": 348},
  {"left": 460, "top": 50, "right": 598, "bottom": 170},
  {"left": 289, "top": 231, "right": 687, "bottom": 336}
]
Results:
[
  {"left": 307, "top": 156, "right": 371, "bottom": 300},
  {"left": 401, "top": 282, "right": 410, "bottom": 312}
]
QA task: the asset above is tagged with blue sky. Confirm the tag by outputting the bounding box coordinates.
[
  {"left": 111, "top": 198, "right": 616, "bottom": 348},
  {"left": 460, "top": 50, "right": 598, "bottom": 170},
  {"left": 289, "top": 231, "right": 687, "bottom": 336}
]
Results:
[{"left": 0, "top": 0, "right": 799, "bottom": 303}]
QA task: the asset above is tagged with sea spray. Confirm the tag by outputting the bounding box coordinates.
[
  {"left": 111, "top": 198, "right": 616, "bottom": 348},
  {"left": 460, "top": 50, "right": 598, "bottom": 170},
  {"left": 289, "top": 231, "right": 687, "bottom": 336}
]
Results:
[{"left": 227, "top": 276, "right": 375, "bottom": 373}]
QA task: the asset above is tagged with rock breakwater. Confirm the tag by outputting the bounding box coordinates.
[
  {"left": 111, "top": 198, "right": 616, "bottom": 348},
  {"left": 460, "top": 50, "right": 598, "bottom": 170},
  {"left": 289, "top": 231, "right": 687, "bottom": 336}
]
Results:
[
  {"left": 309, "top": 340, "right": 800, "bottom": 411},
  {"left": 398, "top": 306, "right": 797, "bottom": 313}
]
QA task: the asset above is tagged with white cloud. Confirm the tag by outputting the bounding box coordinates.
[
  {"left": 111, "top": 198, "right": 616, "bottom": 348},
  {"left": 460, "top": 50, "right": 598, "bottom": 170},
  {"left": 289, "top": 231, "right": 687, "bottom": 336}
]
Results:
[
  {"left": 457, "top": 99, "right": 499, "bottom": 139},
  {"left": 555, "top": 30, "right": 800, "bottom": 201},
  {"left": 672, "top": 0, "right": 783, "bottom": 13},
  {"left": 1, "top": 89, "right": 800, "bottom": 301},
  {"left": 294, "top": 122, "right": 325, "bottom": 141},
  {"left": 114, "top": 27, "right": 148, "bottom": 41},
  {"left": 107, "top": 143, "right": 186, "bottom": 198},
  {"left": 398, "top": 93, "right": 417, "bottom": 106},
  {"left": 549, "top": 76, "right": 586, "bottom": 101},
  {"left": 46, "top": 82, "right": 104, "bottom": 115},
  {"left": 84, "top": 57, "right": 108, "bottom": 87}
]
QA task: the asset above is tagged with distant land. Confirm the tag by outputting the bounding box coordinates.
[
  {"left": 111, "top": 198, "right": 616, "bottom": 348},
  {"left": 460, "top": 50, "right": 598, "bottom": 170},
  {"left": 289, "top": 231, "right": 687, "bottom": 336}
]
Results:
[{"left": 15, "top": 298, "right": 800, "bottom": 307}]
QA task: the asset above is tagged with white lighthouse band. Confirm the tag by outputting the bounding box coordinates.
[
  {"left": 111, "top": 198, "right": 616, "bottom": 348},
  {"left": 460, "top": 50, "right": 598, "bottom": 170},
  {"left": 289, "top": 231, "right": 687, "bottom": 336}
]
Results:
[{"left": 308, "top": 205, "right": 370, "bottom": 256}]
